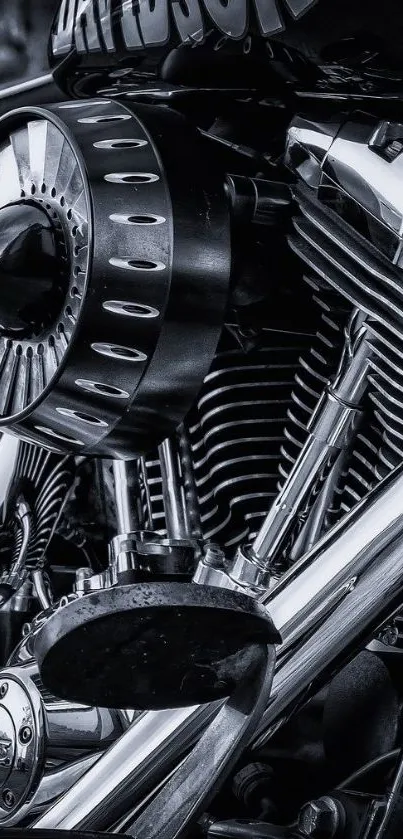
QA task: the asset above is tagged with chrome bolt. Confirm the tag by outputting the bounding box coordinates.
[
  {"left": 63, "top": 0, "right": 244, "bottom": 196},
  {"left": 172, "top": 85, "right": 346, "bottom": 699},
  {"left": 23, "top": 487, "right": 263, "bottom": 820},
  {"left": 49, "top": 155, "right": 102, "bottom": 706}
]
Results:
[
  {"left": 0, "top": 683, "right": 8, "bottom": 699},
  {"left": 204, "top": 544, "right": 226, "bottom": 568},
  {"left": 19, "top": 726, "right": 32, "bottom": 745},
  {"left": 378, "top": 623, "right": 398, "bottom": 646},
  {"left": 2, "top": 789, "right": 15, "bottom": 809},
  {"left": 298, "top": 797, "right": 341, "bottom": 838}
]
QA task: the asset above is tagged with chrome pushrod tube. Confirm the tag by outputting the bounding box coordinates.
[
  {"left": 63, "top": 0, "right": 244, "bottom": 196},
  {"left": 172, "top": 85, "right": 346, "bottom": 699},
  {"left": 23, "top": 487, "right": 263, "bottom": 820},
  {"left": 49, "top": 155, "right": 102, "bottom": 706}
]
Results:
[
  {"left": 158, "top": 438, "right": 191, "bottom": 540},
  {"left": 34, "top": 461, "right": 403, "bottom": 832},
  {"left": 251, "top": 313, "right": 370, "bottom": 567},
  {"left": 112, "top": 459, "right": 140, "bottom": 534}
]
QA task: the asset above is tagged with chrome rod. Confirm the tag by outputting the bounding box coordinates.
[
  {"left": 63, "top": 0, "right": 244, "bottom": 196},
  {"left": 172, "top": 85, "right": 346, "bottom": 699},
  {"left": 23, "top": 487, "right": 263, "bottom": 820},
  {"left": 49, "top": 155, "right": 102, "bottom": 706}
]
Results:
[
  {"left": 32, "top": 569, "right": 52, "bottom": 611},
  {"left": 260, "top": 454, "right": 403, "bottom": 646},
  {"left": 288, "top": 448, "right": 347, "bottom": 561},
  {"left": 250, "top": 312, "right": 370, "bottom": 568},
  {"left": 158, "top": 437, "right": 191, "bottom": 539},
  {"left": 177, "top": 424, "right": 203, "bottom": 542},
  {"left": 34, "top": 459, "right": 403, "bottom": 832},
  {"left": 0, "top": 73, "right": 53, "bottom": 101},
  {"left": 112, "top": 459, "right": 140, "bottom": 534}
]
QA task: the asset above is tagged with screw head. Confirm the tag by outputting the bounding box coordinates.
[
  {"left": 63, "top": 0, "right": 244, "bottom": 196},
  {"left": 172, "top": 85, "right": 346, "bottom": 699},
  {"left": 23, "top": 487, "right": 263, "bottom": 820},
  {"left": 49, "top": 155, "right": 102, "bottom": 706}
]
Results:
[
  {"left": 298, "top": 797, "right": 340, "bottom": 838},
  {"left": 0, "top": 683, "right": 8, "bottom": 699},
  {"left": 2, "top": 789, "right": 15, "bottom": 809},
  {"left": 19, "top": 726, "right": 32, "bottom": 745}
]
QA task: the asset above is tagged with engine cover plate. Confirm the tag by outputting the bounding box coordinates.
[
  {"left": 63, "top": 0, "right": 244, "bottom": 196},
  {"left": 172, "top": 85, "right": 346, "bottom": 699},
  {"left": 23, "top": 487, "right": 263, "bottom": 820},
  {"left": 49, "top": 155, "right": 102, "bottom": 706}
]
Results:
[{"left": 0, "top": 668, "right": 45, "bottom": 825}]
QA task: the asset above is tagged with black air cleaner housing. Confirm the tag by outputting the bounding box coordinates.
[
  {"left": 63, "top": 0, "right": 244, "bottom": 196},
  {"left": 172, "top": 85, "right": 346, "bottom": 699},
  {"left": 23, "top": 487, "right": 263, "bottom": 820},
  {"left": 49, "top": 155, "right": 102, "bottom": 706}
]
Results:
[{"left": 0, "top": 99, "right": 230, "bottom": 457}]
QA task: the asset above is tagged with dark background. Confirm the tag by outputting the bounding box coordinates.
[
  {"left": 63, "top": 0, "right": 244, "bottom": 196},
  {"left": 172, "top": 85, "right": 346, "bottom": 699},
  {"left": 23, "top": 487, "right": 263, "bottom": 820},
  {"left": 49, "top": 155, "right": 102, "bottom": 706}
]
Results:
[{"left": 0, "top": 1, "right": 58, "bottom": 86}]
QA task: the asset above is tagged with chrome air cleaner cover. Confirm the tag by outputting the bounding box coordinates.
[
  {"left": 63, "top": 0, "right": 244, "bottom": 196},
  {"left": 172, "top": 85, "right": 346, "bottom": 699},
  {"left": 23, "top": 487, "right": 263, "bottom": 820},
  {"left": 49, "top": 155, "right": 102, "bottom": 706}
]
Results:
[{"left": 0, "top": 99, "right": 230, "bottom": 457}]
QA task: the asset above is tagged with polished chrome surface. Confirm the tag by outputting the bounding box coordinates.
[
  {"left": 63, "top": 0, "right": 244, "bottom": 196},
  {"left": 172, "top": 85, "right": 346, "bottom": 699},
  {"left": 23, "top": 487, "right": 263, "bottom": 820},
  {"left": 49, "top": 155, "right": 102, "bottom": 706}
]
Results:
[
  {"left": 34, "top": 456, "right": 403, "bottom": 830},
  {"left": 112, "top": 459, "right": 140, "bottom": 535},
  {"left": 0, "top": 74, "right": 53, "bottom": 101},
  {"left": 261, "top": 459, "right": 403, "bottom": 642},
  {"left": 0, "top": 434, "right": 20, "bottom": 524},
  {"left": 31, "top": 570, "right": 51, "bottom": 611},
  {"left": 102, "top": 300, "right": 160, "bottom": 319},
  {"left": 158, "top": 438, "right": 192, "bottom": 540},
  {"left": 287, "top": 118, "right": 403, "bottom": 478},
  {"left": 0, "top": 665, "right": 45, "bottom": 826},
  {"left": 11, "top": 497, "right": 32, "bottom": 578},
  {"left": 28, "top": 754, "right": 100, "bottom": 816},
  {"left": 91, "top": 342, "right": 148, "bottom": 363},
  {"left": 0, "top": 112, "right": 90, "bottom": 423},
  {"left": 44, "top": 696, "right": 124, "bottom": 755},
  {"left": 193, "top": 544, "right": 231, "bottom": 588},
  {"left": 74, "top": 567, "right": 111, "bottom": 594},
  {"left": 288, "top": 448, "right": 347, "bottom": 560},
  {"left": 0, "top": 657, "right": 122, "bottom": 825},
  {"left": 228, "top": 311, "right": 370, "bottom": 588},
  {"left": 253, "top": 531, "right": 403, "bottom": 749},
  {"left": 33, "top": 703, "right": 221, "bottom": 830}
]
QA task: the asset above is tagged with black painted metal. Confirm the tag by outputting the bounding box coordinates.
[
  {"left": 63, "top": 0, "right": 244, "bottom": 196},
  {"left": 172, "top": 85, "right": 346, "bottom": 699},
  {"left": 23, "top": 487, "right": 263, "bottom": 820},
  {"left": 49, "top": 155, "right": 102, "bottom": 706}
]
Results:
[
  {"left": 0, "top": 98, "right": 230, "bottom": 457},
  {"left": 35, "top": 582, "right": 279, "bottom": 709}
]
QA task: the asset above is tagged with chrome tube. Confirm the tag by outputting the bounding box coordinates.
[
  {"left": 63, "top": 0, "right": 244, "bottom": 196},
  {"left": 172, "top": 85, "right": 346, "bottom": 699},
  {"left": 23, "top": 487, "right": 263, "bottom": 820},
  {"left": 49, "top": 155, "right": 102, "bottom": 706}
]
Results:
[
  {"left": 32, "top": 570, "right": 52, "bottom": 611},
  {"left": 112, "top": 459, "right": 140, "bottom": 534},
  {"left": 130, "top": 647, "right": 274, "bottom": 839},
  {"left": 250, "top": 314, "right": 370, "bottom": 567},
  {"left": 253, "top": 532, "right": 403, "bottom": 748},
  {"left": 158, "top": 438, "right": 191, "bottom": 539},
  {"left": 0, "top": 433, "right": 20, "bottom": 525},
  {"left": 260, "top": 455, "right": 403, "bottom": 647},
  {"left": 29, "top": 754, "right": 101, "bottom": 815},
  {"left": 288, "top": 448, "right": 347, "bottom": 560},
  {"left": 0, "top": 73, "right": 53, "bottom": 101},
  {"left": 33, "top": 704, "right": 221, "bottom": 830},
  {"left": 34, "top": 460, "right": 403, "bottom": 832}
]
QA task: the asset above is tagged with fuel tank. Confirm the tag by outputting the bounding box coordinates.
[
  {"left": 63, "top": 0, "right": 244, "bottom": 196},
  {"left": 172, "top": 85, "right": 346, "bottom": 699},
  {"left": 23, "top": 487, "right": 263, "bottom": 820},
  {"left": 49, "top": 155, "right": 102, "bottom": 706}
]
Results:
[{"left": 47, "top": 0, "right": 403, "bottom": 95}]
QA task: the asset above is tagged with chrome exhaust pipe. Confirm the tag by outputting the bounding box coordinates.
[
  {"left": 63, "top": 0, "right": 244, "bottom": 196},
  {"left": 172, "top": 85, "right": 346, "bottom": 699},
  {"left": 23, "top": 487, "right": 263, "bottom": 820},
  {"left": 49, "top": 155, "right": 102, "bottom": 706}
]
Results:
[
  {"left": 33, "top": 704, "right": 221, "bottom": 830},
  {"left": 254, "top": 532, "right": 403, "bottom": 748},
  {"left": 33, "top": 459, "right": 403, "bottom": 831}
]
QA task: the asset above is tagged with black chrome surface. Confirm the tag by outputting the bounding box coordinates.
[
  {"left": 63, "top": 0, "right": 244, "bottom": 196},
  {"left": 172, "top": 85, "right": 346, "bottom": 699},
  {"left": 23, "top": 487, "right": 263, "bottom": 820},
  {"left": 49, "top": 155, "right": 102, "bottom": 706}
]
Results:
[{"left": 0, "top": 202, "right": 63, "bottom": 339}]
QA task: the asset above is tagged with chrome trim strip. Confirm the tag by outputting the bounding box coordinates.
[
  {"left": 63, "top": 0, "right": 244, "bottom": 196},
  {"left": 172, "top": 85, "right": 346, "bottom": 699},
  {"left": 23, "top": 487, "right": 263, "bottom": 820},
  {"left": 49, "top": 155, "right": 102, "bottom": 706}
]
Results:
[{"left": 0, "top": 73, "right": 53, "bottom": 101}]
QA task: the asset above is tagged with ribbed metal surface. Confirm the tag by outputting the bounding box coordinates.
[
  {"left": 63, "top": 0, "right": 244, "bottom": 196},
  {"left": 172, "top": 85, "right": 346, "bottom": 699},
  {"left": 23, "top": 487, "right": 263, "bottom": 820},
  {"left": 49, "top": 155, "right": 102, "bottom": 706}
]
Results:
[
  {"left": 290, "top": 183, "right": 403, "bottom": 501},
  {"left": 8, "top": 440, "right": 74, "bottom": 567},
  {"left": 139, "top": 328, "right": 317, "bottom": 548},
  {"left": 188, "top": 328, "right": 316, "bottom": 547}
]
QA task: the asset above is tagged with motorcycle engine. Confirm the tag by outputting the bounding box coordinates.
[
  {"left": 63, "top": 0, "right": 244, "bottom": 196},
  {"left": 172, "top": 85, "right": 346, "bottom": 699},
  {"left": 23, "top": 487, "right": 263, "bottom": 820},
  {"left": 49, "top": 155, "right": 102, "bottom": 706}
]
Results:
[{"left": 3, "top": 0, "right": 403, "bottom": 836}]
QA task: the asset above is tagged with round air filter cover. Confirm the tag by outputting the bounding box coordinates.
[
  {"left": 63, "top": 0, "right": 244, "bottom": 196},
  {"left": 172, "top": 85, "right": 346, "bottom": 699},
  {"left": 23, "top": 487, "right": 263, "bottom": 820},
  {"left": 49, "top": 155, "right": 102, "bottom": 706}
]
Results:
[{"left": 0, "top": 99, "right": 230, "bottom": 456}]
